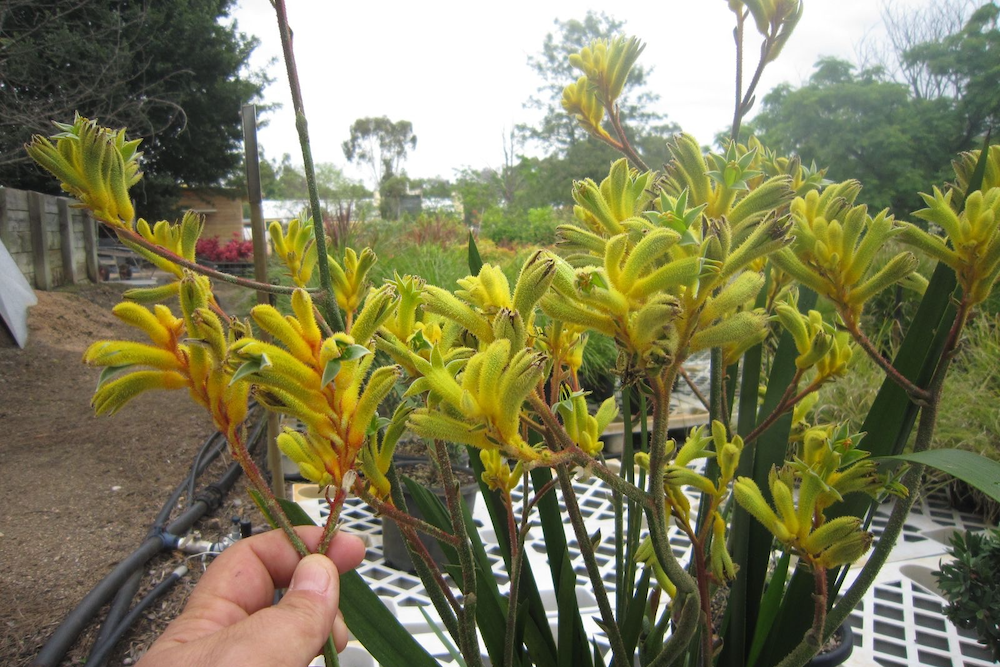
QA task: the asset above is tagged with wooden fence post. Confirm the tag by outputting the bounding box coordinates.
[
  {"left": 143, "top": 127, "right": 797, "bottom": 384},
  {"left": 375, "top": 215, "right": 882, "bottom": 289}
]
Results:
[
  {"left": 58, "top": 198, "right": 78, "bottom": 285},
  {"left": 83, "top": 211, "right": 99, "bottom": 283},
  {"left": 28, "top": 191, "right": 52, "bottom": 290}
]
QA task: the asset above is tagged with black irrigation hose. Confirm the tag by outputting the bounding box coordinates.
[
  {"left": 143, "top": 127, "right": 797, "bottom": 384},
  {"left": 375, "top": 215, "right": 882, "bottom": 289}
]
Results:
[
  {"left": 89, "top": 422, "right": 235, "bottom": 655},
  {"left": 32, "top": 417, "right": 266, "bottom": 667},
  {"left": 85, "top": 566, "right": 189, "bottom": 667},
  {"left": 91, "top": 569, "right": 142, "bottom": 651}
]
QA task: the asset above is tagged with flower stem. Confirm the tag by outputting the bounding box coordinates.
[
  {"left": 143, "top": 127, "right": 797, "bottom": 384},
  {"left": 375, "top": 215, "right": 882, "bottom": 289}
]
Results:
[
  {"left": 556, "top": 463, "right": 631, "bottom": 664},
  {"left": 845, "top": 317, "right": 929, "bottom": 402},
  {"left": 272, "top": 0, "right": 344, "bottom": 332},
  {"left": 778, "top": 300, "right": 969, "bottom": 667},
  {"left": 113, "top": 226, "right": 308, "bottom": 296},
  {"left": 429, "top": 440, "right": 482, "bottom": 666}
]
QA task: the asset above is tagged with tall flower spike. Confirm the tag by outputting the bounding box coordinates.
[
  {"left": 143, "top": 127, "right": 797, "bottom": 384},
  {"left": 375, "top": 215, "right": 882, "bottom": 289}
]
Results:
[
  {"left": 774, "top": 194, "right": 917, "bottom": 321},
  {"left": 269, "top": 218, "right": 318, "bottom": 287},
  {"left": 901, "top": 186, "right": 1000, "bottom": 305},
  {"left": 235, "top": 288, "right": 401, "bottom": 488},
  {"left": 84, "top": 274, "right": 248, "bottom": 436},
  {"left": 26, "top": 114, "right": 142, "bottom": 227}
]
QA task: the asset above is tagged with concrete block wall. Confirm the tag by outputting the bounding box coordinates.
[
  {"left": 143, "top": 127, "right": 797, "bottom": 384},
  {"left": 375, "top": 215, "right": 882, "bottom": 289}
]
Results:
[{"left": 0, "top": 187, "right": 99, "bottom": 289}]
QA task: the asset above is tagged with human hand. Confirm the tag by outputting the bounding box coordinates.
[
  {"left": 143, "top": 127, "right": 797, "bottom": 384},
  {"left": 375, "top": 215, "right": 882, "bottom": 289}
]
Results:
[{"left": 137, "top": 526, "right": 366, "bottom": 667}]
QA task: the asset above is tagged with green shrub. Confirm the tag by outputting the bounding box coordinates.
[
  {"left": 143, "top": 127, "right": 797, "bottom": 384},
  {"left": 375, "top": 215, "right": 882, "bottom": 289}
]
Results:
[
  {"left": 935, "top": 529, "right": 1000, "bottom": 662},
  {"left": 480, "top": 205, "right": 565, "bottom": 246}
]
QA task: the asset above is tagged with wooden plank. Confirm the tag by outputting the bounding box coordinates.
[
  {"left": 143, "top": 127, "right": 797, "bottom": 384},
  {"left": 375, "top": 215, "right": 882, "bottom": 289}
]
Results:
[
  {"left": 83, "top": 211, "right": 99, "bottom": 282},
  {"left": 28, "top": 191, "right": 51, "bottom": 290},
  {"left": 58, "top": 198, "right": 78, "bottom": 284}
]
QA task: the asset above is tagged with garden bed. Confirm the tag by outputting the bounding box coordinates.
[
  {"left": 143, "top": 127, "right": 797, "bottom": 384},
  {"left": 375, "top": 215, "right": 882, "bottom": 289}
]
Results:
[{"left": 0, "top": 284, "right": 263, "bottom": 667}]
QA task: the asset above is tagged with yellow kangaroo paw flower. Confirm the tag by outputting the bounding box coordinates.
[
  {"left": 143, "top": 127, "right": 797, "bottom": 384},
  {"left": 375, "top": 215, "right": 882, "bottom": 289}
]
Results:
[{"left": 92, "top": 370, "right": 187, "bottom": 416}]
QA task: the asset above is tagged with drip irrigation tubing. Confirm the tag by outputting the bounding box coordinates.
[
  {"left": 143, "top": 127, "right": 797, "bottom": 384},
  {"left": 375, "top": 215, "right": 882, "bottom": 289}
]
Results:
[
  {"left": 32, "top": 414, "right": 266, "bottom": 667},
  {"left": 90, "top": 426, "right": 233, "bottom": 651},
  {"left": 85, "top": 566, "right": 189, "bottom": 667}
]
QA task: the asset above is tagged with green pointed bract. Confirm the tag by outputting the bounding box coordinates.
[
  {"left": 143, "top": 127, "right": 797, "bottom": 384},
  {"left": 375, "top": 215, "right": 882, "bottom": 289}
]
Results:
[{"left": 230, "top": 352, "right": 272, "bottom": 386}]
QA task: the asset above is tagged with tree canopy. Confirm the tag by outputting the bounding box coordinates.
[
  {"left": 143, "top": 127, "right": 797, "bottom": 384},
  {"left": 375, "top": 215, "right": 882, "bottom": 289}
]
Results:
[
  {"left": 342, "top": 116, "right": 417, "bottom": 188},
  {"left": 0, "top": 0, "right": 266, "bottom": 218},
  {"left": 747, "top": 2, "right": 999, "bottom": 216},
  {"left": 509, "top": 11, "right": 680, "bottom": 209}
]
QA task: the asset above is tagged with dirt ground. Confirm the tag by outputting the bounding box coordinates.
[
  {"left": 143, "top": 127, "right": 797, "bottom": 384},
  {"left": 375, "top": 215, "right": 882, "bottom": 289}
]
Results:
[{"left": 0, "top": 283, "right": 264, "bottom": 666}]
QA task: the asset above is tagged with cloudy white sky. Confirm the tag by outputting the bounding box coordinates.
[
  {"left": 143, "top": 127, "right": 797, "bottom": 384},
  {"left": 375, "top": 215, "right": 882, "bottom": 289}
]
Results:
[{"left": 231, "top": 0, "right": 933, "bottom": 186}]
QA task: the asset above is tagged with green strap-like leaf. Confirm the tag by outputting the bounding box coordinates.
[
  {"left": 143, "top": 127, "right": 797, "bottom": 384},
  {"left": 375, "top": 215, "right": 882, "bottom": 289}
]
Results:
[
  {"left": 882, "top": 449, "right": 1000, "bottom": 504},
  {"left": 468, "top": 446, "right": 560, "bottom": 667},
  {"left": 468, "top": 231, "right": 484, "bottom": 274},
  {"left": 746, "top": 550, "right": 790, "bottom": 667},
  {"left": 721, "top": 288, "right": 817, "bottom": 667}
]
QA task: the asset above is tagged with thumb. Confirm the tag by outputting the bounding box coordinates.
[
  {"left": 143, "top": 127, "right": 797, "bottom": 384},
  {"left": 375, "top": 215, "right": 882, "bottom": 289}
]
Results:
[{"left": 222, "top": 554, "right": 342, "bottom": 666}]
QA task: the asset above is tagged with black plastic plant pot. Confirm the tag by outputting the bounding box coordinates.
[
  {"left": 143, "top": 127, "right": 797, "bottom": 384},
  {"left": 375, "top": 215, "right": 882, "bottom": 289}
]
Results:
[
  {"left": 808, "top": 623, "right": 854, "bottom": 666},
  {"left": 381, "top": 463, "right": 480, "bottom": 572}
]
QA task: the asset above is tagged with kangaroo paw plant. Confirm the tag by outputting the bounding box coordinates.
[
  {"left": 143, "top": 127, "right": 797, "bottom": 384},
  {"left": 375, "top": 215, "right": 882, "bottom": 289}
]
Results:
[{"left": 26, "top": 2, "right": 1000, "bottom": 666}]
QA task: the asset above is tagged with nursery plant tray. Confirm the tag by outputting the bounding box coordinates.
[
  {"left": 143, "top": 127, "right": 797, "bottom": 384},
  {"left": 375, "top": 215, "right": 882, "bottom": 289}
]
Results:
[{"left": 292, "top": 472, "right": 994, "bottom": 666}]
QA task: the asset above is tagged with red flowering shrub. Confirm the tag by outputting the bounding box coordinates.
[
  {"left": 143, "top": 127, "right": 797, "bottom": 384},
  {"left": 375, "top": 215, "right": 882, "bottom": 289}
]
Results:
[{"left": 196, "top": 233, "right": 254, "bottom": 262}]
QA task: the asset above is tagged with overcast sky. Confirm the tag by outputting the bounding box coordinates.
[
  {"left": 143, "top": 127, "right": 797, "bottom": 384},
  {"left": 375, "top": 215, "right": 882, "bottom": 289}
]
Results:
[{"left": 230, "top": 0, "right": 933, "bottom": 187}]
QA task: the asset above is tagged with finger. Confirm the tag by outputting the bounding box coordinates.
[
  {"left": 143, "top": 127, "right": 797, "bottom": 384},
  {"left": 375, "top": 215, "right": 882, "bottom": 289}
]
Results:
[
  {"left": 190, "top": 528, "right": 363, "bottom": 617},
  {"left": 143, "top": 555, "right": 344, "bottom": 667},
  {"left": 204, "top": 554, "right": 343, "bottom": 667},
  {"left": 333, "top": 610, "right": 349, "bottom": 651},
  {"left": 152, "top": 528, "right": 364, "bottom": 649}
]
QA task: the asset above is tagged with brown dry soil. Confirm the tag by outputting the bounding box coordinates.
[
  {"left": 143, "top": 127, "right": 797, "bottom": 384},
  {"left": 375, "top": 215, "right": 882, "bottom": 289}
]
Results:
[{"left": 0, "top": 283, "right": 263, "bottom": 666}]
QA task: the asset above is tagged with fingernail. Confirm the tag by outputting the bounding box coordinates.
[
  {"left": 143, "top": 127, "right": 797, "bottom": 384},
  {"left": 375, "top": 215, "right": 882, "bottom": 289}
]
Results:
[{"left": 288, "top": 555, "right": 332, "bottom": 595}]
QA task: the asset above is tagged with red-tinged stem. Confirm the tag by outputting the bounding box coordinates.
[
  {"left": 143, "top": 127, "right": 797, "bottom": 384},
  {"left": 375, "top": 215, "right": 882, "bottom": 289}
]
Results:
[
  {"left": 528, "top": 392, "right": 648, "bottom": 505},
  {"left": 607, "top": 104, "right": 649, "bottom": 171},
  {"left": 228, "top": 428, "right": 308, "bottom": 556},
  {"left": 429, "top": 440, "right": 482, "bottom": 667},
  {"left": 313, "top": 305, "right": 335, "bottom": 338},
  {"left": 502, "top": 490, "right": 521, "bottom": 667},
  {"left": 111, "top": 225, "right": 311, "bottom": 296},
  {"left": 743, "top": 369, "right": 806, "bottom": 445},
  {"left": 353, "top": 480, "right": 461, "bottom": 546},
  {"left": 844, "top": 316, "right": 929, "bottom": 402},
  {"left": 318, "top": 485, "right": 346, "bottom": 555},
  {"left": 681, "top": 365, "right": 711, "bottom": 411}
]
